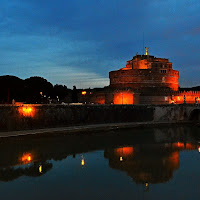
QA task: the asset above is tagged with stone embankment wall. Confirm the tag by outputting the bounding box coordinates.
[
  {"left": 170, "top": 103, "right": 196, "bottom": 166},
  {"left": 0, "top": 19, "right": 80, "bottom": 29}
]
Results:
[{"left": 0, "top": 104, "right": 199, "bottom": 131}]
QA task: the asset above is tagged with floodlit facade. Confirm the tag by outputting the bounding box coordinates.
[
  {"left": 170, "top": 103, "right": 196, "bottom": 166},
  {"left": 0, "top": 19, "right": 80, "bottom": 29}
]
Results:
[
  {"left": 109, "top": 54, "right": 179, "bottom": 91},
  {"left": 80, "top": 51, "right": 200, "bottom": 105}
]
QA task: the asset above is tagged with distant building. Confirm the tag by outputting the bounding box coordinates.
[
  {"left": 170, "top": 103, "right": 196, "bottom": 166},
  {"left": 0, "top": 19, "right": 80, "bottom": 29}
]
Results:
[{"left": 80, "top": 50, "right": 200, "bottom": 105}]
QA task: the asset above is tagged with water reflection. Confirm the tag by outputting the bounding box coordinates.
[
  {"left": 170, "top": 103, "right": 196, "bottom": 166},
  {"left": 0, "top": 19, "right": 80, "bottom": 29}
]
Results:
[
  {"left": 104, "top": 142, "right": 199, "bottom": 184},
  {"left": 0, "top": 162, "right": 52, "bottom": 182},
  {"left": 0, "top": 125, "right": 199, "bottom": 184}
]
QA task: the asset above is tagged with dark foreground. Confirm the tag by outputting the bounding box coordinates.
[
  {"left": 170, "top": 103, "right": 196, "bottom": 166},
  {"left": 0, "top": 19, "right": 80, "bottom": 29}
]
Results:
[{"left": 0, "top": 125, "right": 200, "bottom": 200}]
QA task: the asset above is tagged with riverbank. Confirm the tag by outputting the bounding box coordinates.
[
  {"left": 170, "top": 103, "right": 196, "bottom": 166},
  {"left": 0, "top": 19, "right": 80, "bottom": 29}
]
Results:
[{"left": 0, "top": 121, "right": 194, "bottom": 138}]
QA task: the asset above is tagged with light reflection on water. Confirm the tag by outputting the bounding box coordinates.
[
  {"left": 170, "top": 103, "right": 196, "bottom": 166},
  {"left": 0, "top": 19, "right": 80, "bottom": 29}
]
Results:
[{"left": 0, "top": 126, "right": 200, "bottom": 200}]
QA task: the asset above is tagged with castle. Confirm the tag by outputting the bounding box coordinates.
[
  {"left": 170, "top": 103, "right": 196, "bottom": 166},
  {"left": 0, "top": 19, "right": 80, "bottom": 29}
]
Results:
[
  {"left": 109, "top": 49, "right": 179, "bottom": 91},
  {"left": 80, "top": 49, "right": 200, "bottom": 104}
]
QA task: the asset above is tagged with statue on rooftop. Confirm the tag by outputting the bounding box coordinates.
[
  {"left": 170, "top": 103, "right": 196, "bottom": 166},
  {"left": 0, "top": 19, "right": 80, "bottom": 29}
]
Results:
[{"left": 145, "top": 47, "right": 149, "bottom": 55}]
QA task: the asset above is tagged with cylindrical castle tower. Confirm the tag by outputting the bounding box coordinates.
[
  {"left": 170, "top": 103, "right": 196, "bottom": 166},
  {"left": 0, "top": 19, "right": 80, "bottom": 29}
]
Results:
[{"left": 109, "top": 54, "right": 179, "bottom": 91}]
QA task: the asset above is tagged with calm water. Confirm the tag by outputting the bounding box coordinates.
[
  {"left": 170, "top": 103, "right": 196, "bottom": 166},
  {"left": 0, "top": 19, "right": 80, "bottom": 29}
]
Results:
[{"left": 0, "top": 125, "right": 200, "bottom": 200}]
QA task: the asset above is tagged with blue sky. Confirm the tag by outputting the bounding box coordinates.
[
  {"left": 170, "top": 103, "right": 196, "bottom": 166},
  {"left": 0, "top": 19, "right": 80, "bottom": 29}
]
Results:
[{"left": 0, "top": 0, "right": 199, "bottom": 88}]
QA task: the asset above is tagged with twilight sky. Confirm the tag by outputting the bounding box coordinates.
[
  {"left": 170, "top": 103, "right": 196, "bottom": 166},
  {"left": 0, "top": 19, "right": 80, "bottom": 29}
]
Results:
[{"left": 0, "top": 0, "right": 199, "bottom": 88}]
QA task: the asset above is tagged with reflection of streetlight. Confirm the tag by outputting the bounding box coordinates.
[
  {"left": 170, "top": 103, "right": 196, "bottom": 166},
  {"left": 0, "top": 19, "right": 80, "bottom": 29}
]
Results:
[
  {"left": 81, "top": 155, "right": 85, "bottom": 166},
  {"left": 81, "top": 159, "right": 85, "bottom": 166},
  {"left": 39, "top": 165, "right": 42, "bottom": 173},
  {"left": 21, "top": 153, "right": 32, "bottom": 163},
  {"left": 145, "top": 182, "right": 149, "bottom": 191}
]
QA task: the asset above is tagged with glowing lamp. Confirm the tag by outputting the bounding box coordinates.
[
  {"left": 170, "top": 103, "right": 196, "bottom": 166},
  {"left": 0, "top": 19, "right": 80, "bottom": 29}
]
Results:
[
  {"left": 198, "top": 147, "right": 200, "bottom": 153},
  {"left": 18, "top": 106, "right": 35, "bottom": 117},
  {"left": 82, "top": 91, "right": 87, "bottom": 95},
  {"left": 120, "top": 157, "right": 123, "bottom": 161}
]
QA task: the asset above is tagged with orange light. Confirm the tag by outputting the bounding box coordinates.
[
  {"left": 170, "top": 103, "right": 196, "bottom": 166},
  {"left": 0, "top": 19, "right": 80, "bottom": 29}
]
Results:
[
  {"left": 21, "top": 153, "right": 32, "bottom": 163},
  {"left": 115, "top": 147, "right": 134, "bottom": 156},
  {"left": 120, "top": 156, "right": 123, "bottom": 161},
  {"left": 198, "top": 147, "right": 200, "bottom": 153},
  {"left": 18, "top": 106, "right": 35, "bottom": 117},
  {"left": 113, "top": 92, "right": 133, "bottom": 104},
  {"left": 171, "top": 99, "right": 175, "bottom": 104},
  {"left": 177, "top": 142, "right": 185, "bottom": 148},
  {"left": 82, "top": 91, "right": 87, "bottom": 95}
]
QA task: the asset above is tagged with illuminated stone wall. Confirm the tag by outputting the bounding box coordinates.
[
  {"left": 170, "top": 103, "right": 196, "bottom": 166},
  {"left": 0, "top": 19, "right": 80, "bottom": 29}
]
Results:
[
  {"left": 0, "top": 104, "right": 199, "bottom": 131},
  {"left": 173, "top": 91, "right": 200, "bottom": 104}
]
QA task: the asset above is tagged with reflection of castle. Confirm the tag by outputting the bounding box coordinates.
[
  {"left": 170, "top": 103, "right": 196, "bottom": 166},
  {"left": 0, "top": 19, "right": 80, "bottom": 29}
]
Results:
[
  {"left": 80, "top": 50, "right": 200, "bottom": 104},
  {"left": 0, "top": 161, "right": 52, "bottom": 182},
  {"left": 104, "top": 143, "right": 199, "bottom": 184},
  {"left": 0, "top": 126, "right": 199, "bottom": 182}
]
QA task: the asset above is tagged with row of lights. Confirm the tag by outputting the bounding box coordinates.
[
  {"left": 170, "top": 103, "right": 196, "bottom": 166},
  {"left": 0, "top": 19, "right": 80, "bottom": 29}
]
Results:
[{"left": 21, "top": 153, "right": 86, "bottom": 168}]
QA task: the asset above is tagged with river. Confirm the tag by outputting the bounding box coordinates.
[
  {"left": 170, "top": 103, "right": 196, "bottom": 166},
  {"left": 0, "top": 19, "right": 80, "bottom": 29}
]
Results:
[{"left": 0, "top": 125, "right": 200, "bottom": 200}]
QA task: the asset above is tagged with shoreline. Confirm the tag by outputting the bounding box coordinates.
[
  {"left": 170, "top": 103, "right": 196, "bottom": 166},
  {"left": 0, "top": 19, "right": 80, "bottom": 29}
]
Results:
[{"left": 0, "top": 121, "right": 194, "bottom": 139}]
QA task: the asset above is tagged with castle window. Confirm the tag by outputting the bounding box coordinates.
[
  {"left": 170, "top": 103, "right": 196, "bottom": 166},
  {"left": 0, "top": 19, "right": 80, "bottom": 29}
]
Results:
[{"left": 160, "top": 70, "right": 167, "bottom": 73}]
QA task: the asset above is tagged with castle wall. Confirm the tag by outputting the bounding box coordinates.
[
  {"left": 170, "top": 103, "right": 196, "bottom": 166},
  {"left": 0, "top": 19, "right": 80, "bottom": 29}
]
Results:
[
  {"left": 0, "top": 104, "right": 198, "bottom": 132},
  {"left": 173, "top": 91, "right": 200, "bottom": 104},
  {"left": 109, "top": 68, "right": 179, "bottom": 91}
]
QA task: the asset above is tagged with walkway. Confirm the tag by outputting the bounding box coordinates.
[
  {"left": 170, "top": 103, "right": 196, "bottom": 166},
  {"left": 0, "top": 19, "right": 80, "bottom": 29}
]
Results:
[{"left": 0, "top": 121, "right": 190, "bottom": 138}]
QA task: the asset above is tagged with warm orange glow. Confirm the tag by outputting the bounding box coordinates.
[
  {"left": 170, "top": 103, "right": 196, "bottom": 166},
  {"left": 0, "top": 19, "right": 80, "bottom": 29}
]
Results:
[
  {"left": 173, "top": 91, "right": 200, "bottom": 104},
  {"left": 82, "top": 91, "right": 87, "bottom": 95},
  {"left": 120, "top": 156, "right": 123, "bottom": 161},
  {"left": 115, "top": 147, "right": 134, "bottom": 157},
  {"left": 170, "top": 99, "right": 175, "bottom": 104},
  {"left": 81, "top": 159, "right": 85, "bottom": 166},
  {"left": 172, "top": 142, "right": 199, "bottom": 151},
  {"left": 168, "top": 152, "right": 179, "bottom": 169},
  {"left": 18, "top": 106, "right": 35, "bottom": 117},
  {"left": 113, "top": 92, "right": 133, "bottom": 104},
  {"left": 185, "top": 143, "right": 197, "bottom": 150},
  {"left": 198, "top": 147, "right": 200, "bottom": 153},
  {"left": 21, "top": 153, "right": 32, "bottom": 163},
  {"left": 177, "top": 142, "right": 184, "bottom": 148}
]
